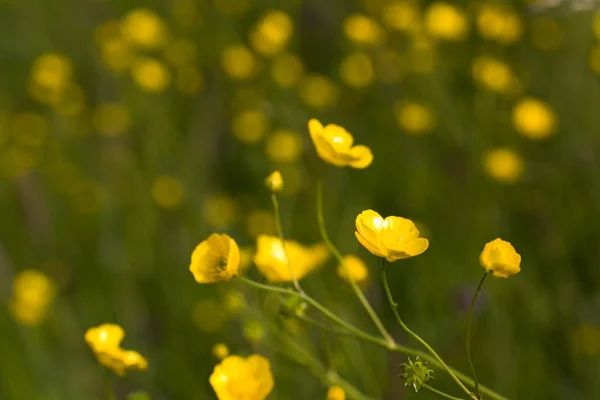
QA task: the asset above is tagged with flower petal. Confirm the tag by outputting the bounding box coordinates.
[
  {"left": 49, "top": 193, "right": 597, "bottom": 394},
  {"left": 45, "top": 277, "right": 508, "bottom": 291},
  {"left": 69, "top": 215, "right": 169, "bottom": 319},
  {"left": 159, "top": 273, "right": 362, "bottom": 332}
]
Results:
[
  {"left": 348, "top": 145, "right": 373, "bottom": 168},
  {"left": 355, "top": 231, "right": 385, "bottom": 258}
]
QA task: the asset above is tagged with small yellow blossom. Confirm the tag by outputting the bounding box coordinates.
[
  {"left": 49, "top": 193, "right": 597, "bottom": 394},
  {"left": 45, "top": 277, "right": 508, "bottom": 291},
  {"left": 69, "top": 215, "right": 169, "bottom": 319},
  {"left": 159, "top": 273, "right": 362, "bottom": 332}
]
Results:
[
  {"left": 265, "top": 171, "right": 283, "bottom": 192},
  {"left": 222, "top": 45, "right": 258, "bottom": 80},
  {"left": 132, "top": 57, "right": 171, "bottom": 92},
  {"left": 394, "top": 102, "right": 435, "bottom": 135},
  {"left": 250, "top": 10, "right": 294, "bottom": 56},
  {"left": 120, "top": 8, "right": 167, "bottom": 49},
  {"left": 9, "top": 270, "right": 57, "bottom": 326},
  {"left": 483, "top": 148, "right": 524, "bottom": 184},
  {"left": 530, "top": 17, "right": 563, "bottom": 51},
  {"left": 343, "top": 14, "right": 385, "bottom": 46},
  {"left": 424, "top": 3, "right": 469, "bottom": 41},
  {"left": 265, "top": 129, "right": 303, "bottom": 163},
  {"left": 30, "top": 53, "right": 73, "bottom": 93},
  {"left": 472, "top": 56, "right": 518, "bottom": 94},
  {"left": 308, "top": 119, "right": 373, "bottom": 168},
  {"left": 253, "top": 235, "right": 329, "bottom": 282},
  {"left": 212, "top": 343, "right": 230, "bottom": 359},
  {"left": 85, "top": 323, "right": 148, "bottom": 376},
  {"left": 271, "top": 53, "right": 304, "bottom": 88},
  {"left": 327, "top": 386, "right": 346, "bottom": 400},
  {"left": 479, "top": 238, "right": 521, "bottom": 278},
  {"left": 151, "top": 175, "right": 183, "bottom": 208},
  {"left": 340, "top": 52, "right": 374, "bottom": 88},
  {"left": 382, "top": 1, "right": 420, "bottom": 32},
  {"left": 189, "top": 233, "right": 240, "bottom": 283},
  {"left": 92, "top": 103, "right": 132, "bottom": 137},
  {"left": 512, "top": 97, "right": 556, "bottom": 140},
  {"left": 210, "top": 354, "right": 274, "bottom": 400},
  {"left": 337, "top": 255, "right": 369, "bottom": 284},
  {"left": 355, "top": 210, "right": 429, "bottom": 262},
  {"left": 476, "top": 5, "right": 522, "bottom": 45},
  {"left": 246, "top": 209, "right": 277, "bottom": 238},
  {"left": 298, "top": 74, "right": 338, "bottom": 110},
  {"left": 231, "top": 109, "right": 270, "bottom": 144}
]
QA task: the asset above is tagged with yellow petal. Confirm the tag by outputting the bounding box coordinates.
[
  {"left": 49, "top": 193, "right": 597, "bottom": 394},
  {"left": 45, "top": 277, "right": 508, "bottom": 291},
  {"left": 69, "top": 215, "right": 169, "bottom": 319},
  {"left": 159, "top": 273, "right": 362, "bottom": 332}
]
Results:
[
  {"left": 355, "top": 231, "right": 385, "bottom": 258},
  {"left": 349, "top": 145, "right": 373, "bottom": 168}
]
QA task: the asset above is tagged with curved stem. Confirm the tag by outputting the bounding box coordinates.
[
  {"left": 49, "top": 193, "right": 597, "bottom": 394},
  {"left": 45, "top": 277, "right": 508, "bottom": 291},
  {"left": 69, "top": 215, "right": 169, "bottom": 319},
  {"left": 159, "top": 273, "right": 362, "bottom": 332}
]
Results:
[
  {"left": 316, "top": 179, "right": 395, "bottom": 346},
  {"left": 104, "top": 369, "right": 117, "bottom": 400},
  {"left": 271, "top": 193, "right": 303, "bottom": 294},
  {"left": 380, "top": 259, "right": 477, "bottom": 400},
  {"left": 423, "top": 384, "right": 466, "bottom": 400},
  {"left": 466, "top": 272, "right": 489, "bottom": 399}
]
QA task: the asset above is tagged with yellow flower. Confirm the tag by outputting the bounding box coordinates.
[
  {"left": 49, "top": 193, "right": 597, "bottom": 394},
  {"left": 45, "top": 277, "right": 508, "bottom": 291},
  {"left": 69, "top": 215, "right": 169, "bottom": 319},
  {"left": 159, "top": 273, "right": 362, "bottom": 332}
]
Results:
[
  {"left": 131, "top": 57, "right": 171, "bottom": 92},
  {"left": 265, "top": 129, "right": 303, "bottom": 163},
  {"left": 210, "top": 354, "right": 274, "bottom": 400},
  {"left": 120, "top": 8, "right": 167, "bottom": 49},
  {"left": 9, "top": 270, "right": 57, "bottom": 326},
  {"left": 343, "top": 14, "right": 385, "bottom": 46},
  {"left": 253, "top": 235, "right": 329, "bottom": 282},
  {"left": 212, "top": 343, "right": 230, "bottom": 359},
  {"left": 265, "top": 171, "right": 283, "bottom": 192},
  {"left": 355, "top": 210, "right": 429, "bottom": 262},
  {"left": 382, "top": 1, "right": 420, "bottom": 32},
  {"left": 394, "top": 102, "right": 435, "bottom": 135},
  {"left": 327, "top": 386, "right": 346, "bottom": 400},
  {"left": 189, "top": 233, "right": 240, "bottom": 283},
  {"left": 512, "top": 97, "right": 556, "bottom": 140},
  {"left": 340, "top": 52, "right": 374, "bottom": 88},
  {"left": 424, "top": 3, "right": 469, "bottom": 41},
  {"left": 151, "top": 175, "right": 184, "bottom": 208},
  {"left": 30, "top": 53, "right": 73, "bottom": 93},
  {"left": 472, "top": 56, "right": 518, "bottom": 94},
  {"left": 337, "top": 255, "right": 369, "bottom": 284},
  {"left": 308, "top": 119, "right": 373, "bottom": 168},
  {"left": 250, "top": 10, "right": 294, "bottom": 56},
  {"left": 222, "top": 45, "right": 257, "bottom": 80},
  {"left": 476, "top": 5, "right": 522, "bottom": 45},
  {"left": 483, "top": 148, "right": 524, "bottom": 184},
  {"left": 479, "top": 238, "right": 521, "bottom": 278}
]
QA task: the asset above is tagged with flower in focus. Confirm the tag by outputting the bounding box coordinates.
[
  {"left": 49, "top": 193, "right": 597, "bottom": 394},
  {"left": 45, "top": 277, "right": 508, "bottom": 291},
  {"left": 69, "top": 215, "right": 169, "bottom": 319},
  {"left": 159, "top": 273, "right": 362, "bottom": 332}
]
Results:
[
  {"left": 151, "top": 175, "right": 184, "bottom": 208},
  {"left": 212, "top": 343, "right": 230, "bottom": 359},
  {"left": 512, "top": 97, "right": 556, "bottom": 140},
  {"left": 343, "top": 14, "right": 384, "bottom": 46},
  {"left": 120, "top": 8, "right": 167, "bottom": 49},
  {"left": 308, "top": 119, "right": 373, "bottom": 168},
  {"left": 85, "top": 323, "right": 148, "bottom": 376},
  {"left": 340, "top": 52, "right": 374, "bottom": 88},
  {"left": 355, "top": 210, "right": 429, "bottom": 262},
  {"left": 483, "top": 148, "right": 524, "bottom": 184},
  {"left": 265, "top": 171, "right": 283, "bottom": 192},
  {"left": 189, "top": 233, "right": 240, "bottom": 283},
  {"left": 479, "top": 238, "right": 521, "bottom": 278},
  {"left": 222, "top": 45, "right": 258, "bottom": 80},
  {"left": 327, "top": 386, "right": 346, "bottom": 400},
  {"left": 337, "top": 255, "right": 369, "bottom": 284},
  {"left": 476, "top": 4, "right": 522, "bottom": 45},
  {"left": 131, "top": 57, "right": 171, "bottom": 92},
  {"left": 210, "top": 354, "right": 274, "bottom": 400},
  {"left": 9, "top": 270, "right": 57, "bottom": 326},
  {"left": 424, "top": 3, "right": 469, "bottom": 41},
  {"left": 250, "top": 10, "right": 294, "bottom": 56},
  {"left": 400, "top": 357, "right": 433, "bottom": 392},
  {"left": 253, "top": 235, "right": 329, "bottom": 282},
  {"left": 472, "top": 56, "right": 519, "bottom": 94},
  {"left": 394, "top": 102, "right": 435, "bottom": 135}
]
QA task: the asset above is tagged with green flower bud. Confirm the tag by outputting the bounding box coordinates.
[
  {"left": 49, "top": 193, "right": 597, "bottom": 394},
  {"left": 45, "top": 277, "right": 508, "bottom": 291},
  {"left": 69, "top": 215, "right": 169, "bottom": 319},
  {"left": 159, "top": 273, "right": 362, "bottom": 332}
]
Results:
[{"left": 399, "top": 357, "right": 433, "bottom": 392}]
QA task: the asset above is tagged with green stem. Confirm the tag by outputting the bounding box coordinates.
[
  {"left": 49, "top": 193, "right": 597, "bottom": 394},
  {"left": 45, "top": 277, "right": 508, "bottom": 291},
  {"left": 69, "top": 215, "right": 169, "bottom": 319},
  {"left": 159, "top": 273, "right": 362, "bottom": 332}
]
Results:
[
  {"left": 380, "top": 259, "right": 477, "bottom": 400},
  {"left": 297, "top": 314, "right": 366, "bottom": 340},
  {"left": 271, "top": 193, "right": 303, "bottom": 294},
  {"left": 466, "top": 272, "right": 489, "bottom": 399},
  {"left": 316, "top": 179, "right": 395, "bottom": 346},
  {"left": 423, "top": 384, "right": 466, "bottom": 400},
  {"left": 104, "top": 369, "right": 117, "bottom": 400}
]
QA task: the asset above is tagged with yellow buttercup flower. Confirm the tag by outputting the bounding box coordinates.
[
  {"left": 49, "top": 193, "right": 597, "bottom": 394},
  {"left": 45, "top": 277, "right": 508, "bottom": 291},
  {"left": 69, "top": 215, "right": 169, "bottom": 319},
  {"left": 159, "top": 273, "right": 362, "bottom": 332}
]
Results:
[
  {"left": 483, "top": 148, "right": 524, "bottom": 184},
  {"left": 476, "top": 4, "right": 522, "bottom": 45},
  {"left": 343, "top": 14, "right": 384, "bottom": 46},
  {"left": 479, "top": 238, "right": 521, "bottom": 278},
  {"left": 355, "top": 210, "right": 429, "bottom": 262},
  {"left": 253, "top": 235, "right": 329, "bottom": 282},
  {"left": 308, "top": 119, "right": 373, "bottom": 168},
  {"left": 120, "top": 8, "right": 167, "bottom": 49},
  {"left": 337, "top": 255, "right": 369, "bottom": 284},
  {"left": 222, "top": 45, "right": 257, "bottom": 80},
  {"left": 265, "top": 129, "right": 303, "bottom": 163},
  {"left": 340, "top": 52, "right": 374, "bottom": 88},
  {"left": 250, "top": 10, "right": 294, "bottom": 56},
  {"left": 131, "top": 57, "right": 171, "bottom": 92},
  {"left": 9, "top": 269, "right": 57, "bottom": 326},
  {"left": 424, "top": 3, "right": 469, "bottom": 41},
  {"left": 265, "top": 171, "right": 283, "bottom": 192},
  {"left": 327, "top": 385, "right": 346, "bottom": 400},
  {"left": 472, "top": 56, "right": 518, "bottom": 94},
  {"left": 210, "top": 354, "right": 274, "bottom": 400},
  {"left": 212, "top": 343, "right": 230, "bottom": 359},
  {"left": 512, "top": 97, "right": 556, "bottom": 140},
  {"left": 30, "top": 53, "right": 73, "bottom": 93},
  {"left": 189, "top": 233, "right": 240, "bottom": 283},
  {"left": 394, "top": 102, "right": 435, "bottom": 135}
]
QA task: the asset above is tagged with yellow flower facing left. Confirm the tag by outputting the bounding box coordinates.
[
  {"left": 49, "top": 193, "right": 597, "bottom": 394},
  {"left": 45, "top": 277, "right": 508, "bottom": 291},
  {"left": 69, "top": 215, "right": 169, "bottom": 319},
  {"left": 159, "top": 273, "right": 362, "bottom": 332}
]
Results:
[
  {"left": 480, "top": 238, "right": 521, "bottom": 278},
  {"left": 210, "top": 354, "right": 274, "bottom": 400},
  {"left": 189, "top": 233, "right": 240, "bottom": 283},
  {"left": 308, "top": 119, "right": 373, "bottom": 168},
  {"left": 355, "top": 210, "right": 429, "bottom": 262}
]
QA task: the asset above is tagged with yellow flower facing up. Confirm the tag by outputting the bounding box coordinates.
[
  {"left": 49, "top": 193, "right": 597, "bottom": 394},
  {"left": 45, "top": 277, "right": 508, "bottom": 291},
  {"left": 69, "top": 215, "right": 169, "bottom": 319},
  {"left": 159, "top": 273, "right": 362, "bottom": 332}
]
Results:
[
  {"left": 210, "top": 354, "right": 274, "bottom": 400},
  {"left": 253, "top": 235, "right": 329, "bottom": 282},
  {"left": 250, "top": 10, "right": 294, "bottom": 56},
  {"left": 9, "top": 269, "right": 57, "bottom": 326},
  {"left": 265, "top": 171, "right": 283, "bottom": 192},
  {"left": 483, "top": 148, "right": 524, "bottom": 184},
  {"left": 308, "top": 119, "right": 373, "bottom": 168},
  {"left": 424, "top": 3, "right": 469, "bottom": 41},
  {"left": 337, "top": 255, "right": 369, "bottom": 284},
  {"left": 480, "top": 238, "right": 521, "bottom": 278},
  {"left": 190, "top": 233, "right": 240, "bottom": 283},
  {"left": 512, "top": 97, "right": 556, "bottom": 140},
  {"left": 85, "top": 323, "right": 148, "bottom": 376},
  {"left": 355, "top": 210, "right": 429, "bottom": 262},
  {"left": 327, "top": 385, "right": 346, "bottom": 400}
]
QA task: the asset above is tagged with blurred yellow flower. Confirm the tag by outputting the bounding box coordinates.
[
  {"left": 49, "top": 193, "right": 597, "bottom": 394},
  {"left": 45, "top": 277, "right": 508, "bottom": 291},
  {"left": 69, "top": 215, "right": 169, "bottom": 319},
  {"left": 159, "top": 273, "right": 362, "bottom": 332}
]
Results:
[
  {"left": 308, "top": 119, "right": 373, "bottom": 168},
  {"left": 189, "top": 233, "right": 240, "bottom": 283},
  {"left": 424, "top": 3, "right": 469, "bottom": 41},
  {"left": 210, "top": 354, "right": 274, "bottom": 400},
  {"left": 298, "top": 74, "right": 338, "bottom": 110},
  {"left": 212, "top": 343, "right": 230, "bottom": 359},
  {"left": 99, "top": 37, "right": 135, "bottom": 73},
  {"left": 512, "top": 97, "right": 556, "bottom": 140},
  {"left": 151, "top": 175, "right": 183, "bottom": 208},
  {"left": 10, "top": 112, "right": 48, "bottom": 147},
  {"left": 175, "top": 65, "right": 204, "bottom": 95},
  {"left": 9, "top": 269, "right": 56, "bottom": 326},
  {"left": 382, "top": 1, "right": 420, "bottom": 32},
  {"left": 271, "top": 53, "right": 304, "bottom": 88},
  {"left": 246, "top": 209, "right": 277, "bottom": 238},
  {"left": 164, "top": 39, "right": 197, "bottom": 67},
  {"left": 253, "top": 235, "right": 329, "bottom": 282},
  {"left": 132, "top": 57, "right": 171, "bottom": 92},
  {"left": 476, "top": 5, "right": 522, "bottom": 45},
  {"left": 85, "top": 323, "right": 148, "bottom": 376},
  {"left": 30, "top": 53, "right": 72, "bottom": 94},
  {"left": 337, "top": 255, "right": 369, "bottom": 284},
  {"left": 571, "top": 324, "right": 600, "bottom": 356},
  {"left": 192, "top": 299, "right": 227, "bottom": 332},
  {"left": 265, "top": 170, "right": 283, "bottom": 192},
  {"left": 222, "top": 45, "right": 258, "bottom": 80},
  {"left": 92, "top": 103, "right": 132, "bottom": 137},
  {"left": 340, "top": 52, "right": 374, "bottom": 88},
  {"left": 327, "top": 386, "right": 346, "bottom": 400},
  {"left": 120, "top": 8, "right": 167, "bottom": 49},
  {"left": 232, "top": 109, "right": 270, "bottom": 144},
  {"left": 355, "top": 210, "right": 429, "bottom": 262},
  {"left": 203, "top": 195, "right": 238, "bottom": 227},
  {"left": 394, "top": 102, "right": 435, "bottom": 135},
  {"left": 265, "top": 129, "right": 303, "bottom": 163},
  {"left": 343, "top": 14, "right": 385, "bottom": 46},
  {"left": 589, "top": 45, "right": 600, "bottom": 75},
  {"left": 479, "top": 238, "right": 521, "bottom": 278},
  {"left": 250, "top": 10, "right": 294, "bottom": 56},
  {"left": 472, "top": 56, "right": 518, "bottom": 94},
  {"left": 222, "top": 289, "right": 246, "bottom": 314},
  {"left": 484, "top": 148, "right": 524, "bottom": 184},
  {"left": 530, "top": 17, "right": 563, "bottom": 51}
]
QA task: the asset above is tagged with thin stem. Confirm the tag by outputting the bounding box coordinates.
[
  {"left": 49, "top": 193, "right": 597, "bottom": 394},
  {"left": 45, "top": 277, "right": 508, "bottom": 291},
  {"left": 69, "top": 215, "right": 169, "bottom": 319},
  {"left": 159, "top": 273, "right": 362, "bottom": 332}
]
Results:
[
  {"left": 380, "top": 259, "right": 477, "bottom": 400},
  {"left": 423, "top": 384, "right": 466, "bottom": 400},
  {"left": 316, "top": 179, "right": 395, "bottom": 346},
  {"left": 271, "top": 193, "right": 303, "bottom": 294},
  {"left": 466, "top": 271, "right": 489, "bottom": 399},
  {"left": 104, "top": 369, "right": 117, "bottom": 400}
]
